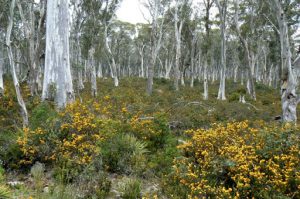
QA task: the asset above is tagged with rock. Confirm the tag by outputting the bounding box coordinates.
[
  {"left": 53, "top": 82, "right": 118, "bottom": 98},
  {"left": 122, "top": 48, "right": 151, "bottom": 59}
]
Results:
[
  {"left": 43, "top": 186, "right": 49, "bottom": 193},
  {"left": 7, "top": 181, "right": 24, "bottom": 187}
]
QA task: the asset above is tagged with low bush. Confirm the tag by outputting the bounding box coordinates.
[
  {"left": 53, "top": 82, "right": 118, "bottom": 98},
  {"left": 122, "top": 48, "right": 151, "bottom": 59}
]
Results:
[
  {"left": 100, "top": 134, "right": 148, "bottom": 175},
  {"left": 74, "top": 166, "right": 111, "bottom": 198},
  {"left": 117, "top": 177, "right": 141, "bottom": 199},
  {"left": 172, "top": 121, "right": 300, "bottom": 198},
  {"left": 129, "top": 113, "right": 170, "bottom": 149}
]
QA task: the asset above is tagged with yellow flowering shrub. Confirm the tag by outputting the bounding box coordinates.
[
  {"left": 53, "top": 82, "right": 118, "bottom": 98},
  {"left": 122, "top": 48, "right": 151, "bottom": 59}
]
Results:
[
  {"left": 129, "top": 113, "right": 170, "bottom": 148},
  {"left": 17, "top": 101, "right": 113, "bottom": 169},
  {"left": 173, "top": 121, "right": 300, "bottom": 198}
]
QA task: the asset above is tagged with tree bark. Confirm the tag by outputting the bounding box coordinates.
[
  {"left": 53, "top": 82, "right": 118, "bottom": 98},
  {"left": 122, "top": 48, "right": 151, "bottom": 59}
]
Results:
[
  {"left": 6, "top": 0, "right": 28, "bottom": 126},
  {"left": 0, "top": 48, "right": 3, "bottom": 95},
  {"left": 272, "top": 1, "right": 297, "bottom": 122},
  {"left": 215, "top": 0, "right": 227, "bottom": 100},
  {"left": 42, "top": 0, "right": 74, "bottom": 107}
]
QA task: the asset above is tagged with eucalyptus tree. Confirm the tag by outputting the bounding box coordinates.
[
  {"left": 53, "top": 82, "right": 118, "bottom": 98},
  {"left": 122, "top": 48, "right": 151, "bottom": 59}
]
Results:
[
  {"left": 269, "top": 0, "right": 300, "bottom": 122},
  {"left": 143, "top": 0, "right": 168, "bottom": 95},
  {"left": 0, "top": 48, "right": 3, "bottom": 95},
  {"left": 42, "top": 0, "right": 74, "bottom": 107},
  {"left": 17, "top": 0, "right": 46, "bottom": 95},
  {"left": 6, "top": 0, "right": 28, "bottom": 126},
  {"left": 135, "top": 23, "right": 151, "bottom": 78},
  {"left": 214, "top": 0, "right": 229, "bottom": 100},
  {"left": 201, "top": 0, "right": 214, "bottom": 99},
  {"left": 233, "top": 0, "right": 257, "bottom": 100},
  {"left": 173, "top": 0, "right": 184, "bottom": 90},
  {"left": 71, "top": 0, "right": 85, "bottom": 91}
]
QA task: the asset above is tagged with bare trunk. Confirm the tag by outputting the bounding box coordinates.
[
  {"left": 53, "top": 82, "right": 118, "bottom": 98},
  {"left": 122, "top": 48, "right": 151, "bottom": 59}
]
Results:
[
  {"left": 147, "top": 0, "right": 164, "bottom": 95},
  {"left": 0, "top": 49, "right": 3, "bottom": 94},
  {"left": 268, "top": 64, "right": 273, "bottom": 87},
  {"left": 42, "top": 0, "right": 74, "bottom": 107},
  {"left": 273, "top": 1, "right": 297, "bottom": 122},
  {"left": 203, "top": 61, "right": 208, "bottom": 100},
  {"left": 78, "top": 69, "right": 84, "bottom": 90},
  {"left": 89, "top": 48, "right": 97, "bottom": 97},
  {"left": 215, "top": 0, "right": 227, "bottom": 100},
  {"left": 105, "top": 25, "right": 119, "bottom": 87},
  {"left": 6, "top": 0, "right": 28, "bottom": 126},
  {"left": 174, "top": 2, "right": 183, "bottom": 91}
]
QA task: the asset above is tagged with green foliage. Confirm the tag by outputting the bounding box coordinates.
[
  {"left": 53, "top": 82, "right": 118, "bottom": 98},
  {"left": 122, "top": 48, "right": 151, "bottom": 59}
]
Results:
[
  {"left": 0, "top": 166, "right": 11, "bottom": 199},
  {"left": 100, "top": 134, "right": 148, "bottom": 175},
  {"left": 118, "top": 178, "right": 141, "bottom": 199},
  {"left": 75, "top": 167, "right": 111, "bottom": 199},
  {"left": 228, "top": 92, "right": 240, "bottom": 102},
  {"left": 0, "top": 185, "right": 11, "bottom": 199},
  {"left": 0, "top": 130, "right": 22, "bottom": 168},
  {"left": 30, "top": 162, "right": 45, "bottom": 192},
  {"left": 30, "top": 102, "right": 57, "bottom": 129}
]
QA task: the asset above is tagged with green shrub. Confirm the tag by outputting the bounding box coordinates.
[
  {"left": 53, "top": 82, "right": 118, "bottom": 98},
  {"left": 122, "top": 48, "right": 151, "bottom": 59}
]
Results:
[
  {"left": 228, "top": 92, "right": 240, "bottom": 102},
  {"left": 118, "top": 178, "right": 141, "bottom": 199},
  {"left": 0, "top": 185, "right": 11, "bottom": 199},
  {"left": 30, "top": 162, "right": 45, "bottom": 192},
  {"left": 100, "top": 134, "right": 148, "bottom": 175},
  {"left": 75, "top": 166, "right": 111, "bottom": 199},
  {"left": 0, "top": 131, "right": 22, "bottom": 168},
  {"left": 30, "top": 102, "right": 57, "bottom": 129},
  {"left": 129, "top": 113, "right": 170, "bottom": 149}
]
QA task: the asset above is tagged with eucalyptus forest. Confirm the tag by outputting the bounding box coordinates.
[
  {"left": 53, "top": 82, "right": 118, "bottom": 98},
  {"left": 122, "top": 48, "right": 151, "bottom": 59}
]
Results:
[{"left": 0, "top": 0, "right": 300, "bottom": 198}]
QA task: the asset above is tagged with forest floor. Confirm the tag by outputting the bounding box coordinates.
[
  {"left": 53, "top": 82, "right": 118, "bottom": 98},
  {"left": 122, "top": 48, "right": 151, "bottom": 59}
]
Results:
[{"left": 0, "top": 78, "right": 299, "bottom": 199}]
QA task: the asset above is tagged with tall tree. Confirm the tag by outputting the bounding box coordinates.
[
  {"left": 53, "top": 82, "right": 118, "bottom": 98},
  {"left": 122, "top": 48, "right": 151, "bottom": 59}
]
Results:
[
  {"left": 214, "top": 0, "right": 228, "bottom": 100},
  {"left": 6, "top": 0, "right": 28, "bottom": 126},
  {"left": 271, "top": 0, "right": 298, "bottom": 122},
  {"left": 42, "top": 0, "right": 74, "bottom": 107},
  {"left": 234, "top": 0, "right": 256, "bottom": 100},
  {"left": 144, "top": 0, "right": 166, "bottom": 95}
]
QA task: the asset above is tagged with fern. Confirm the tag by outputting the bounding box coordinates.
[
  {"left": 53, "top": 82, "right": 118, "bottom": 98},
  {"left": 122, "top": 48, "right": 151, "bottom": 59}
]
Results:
[{"left": 0, "top": 185, "right": 11, "bottom": 199}]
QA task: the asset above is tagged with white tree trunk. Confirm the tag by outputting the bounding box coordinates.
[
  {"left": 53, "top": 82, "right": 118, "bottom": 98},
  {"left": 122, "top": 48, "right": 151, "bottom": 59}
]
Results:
[
  {"left": 97, "top": 63, "right": 103, "bottom": 78},
  {"left": 174, "top": 1, "right": 183, "bottom": 91},
  {"left": 88, "top": 48, "right": 97, "bottom": 97},
  {"left": 138, "top": 45, "right": 145, "bottom": 78},
  {"left": 234, "top": 65, "right": 238, "bottom": 83},
  {"left": 147, "top": 0, "right": 164, "bottom": 94},
  {"left": 268, "top": 64, "right": 273, "bottom": 87},
  {"left": 272, "top": 1, "right": 297, "bottom": 122},
  {"left": 6, "top": 0, "right": 28, "bottom": 126},
  {"left": 42, "top": 0, "right": 74, "bottom": 107},
  {"left": 78, "top": 69, "right": 84, "bottom": 90},
  {"left": 105, "top": 25, "right": 119, "bottom": 87},
  {"left": 203, "top": 61, "right": 208, "bottom": 100},
  {"left": 215, "top": 0, "right": 227, "bottom": 100},
  {"left": 180, "top": 71, "right": 185, "bottom": 86},
  {"left": 0, "top": 49, "right": 3, "bottom": 94}
]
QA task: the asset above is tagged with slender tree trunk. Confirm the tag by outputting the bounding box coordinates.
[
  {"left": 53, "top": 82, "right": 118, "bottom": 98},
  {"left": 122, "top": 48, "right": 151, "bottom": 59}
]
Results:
[
  {"left": 138, "top": 45, "right": 145, "bottom": 78},
  {"left": 215, "top": 0, "right": 227, "bottom": 100},
  {"left": 268, "top": 64, "right": 273, "bottom": 87},
  {"left": 88, "top": 48, "right": 97, "bottom": 97},
  {"left": 203, "top": 60, "right": 208, "bottom": 100},
  {"left": 147, "top": 0, "right": 164, "bottom": 95},
  {"left": 78, "top": 69, "right": 84, "bottom": 90},
  {"left": 97, "top": 63, "right": 103, "bottom": 78},
  {"left": 0, "top": 49, "right": 3, "bottom": 95},
  {"left": 105, "top": 26, "right": 119, "bottom": 87},
  {"left": 174, "top": 2, "right": 183, "bottom": 91},
  {"left": 272, "top": 1, "right": 297, "bottom": 122},
  {"left": 42, "top": 0, "right": 74, "bottom": 107},
  {"left": 6, "top": 0, "right": 28, "bottom": 126}
]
